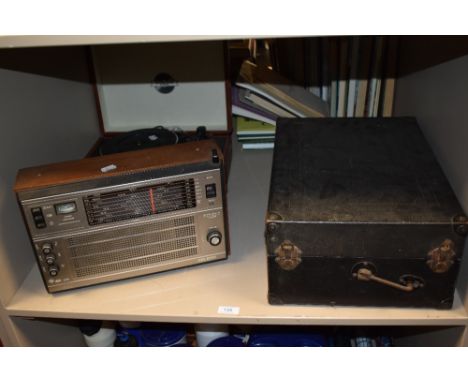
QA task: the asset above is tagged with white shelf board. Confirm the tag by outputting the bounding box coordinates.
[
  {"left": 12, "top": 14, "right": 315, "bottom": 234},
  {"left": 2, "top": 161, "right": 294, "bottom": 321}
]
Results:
[
  {"left": 6, "top": 141, "right": 468, "bottom": 326},
  {"left": 0, "top": 35, "right": 258, "bottom": 49}
]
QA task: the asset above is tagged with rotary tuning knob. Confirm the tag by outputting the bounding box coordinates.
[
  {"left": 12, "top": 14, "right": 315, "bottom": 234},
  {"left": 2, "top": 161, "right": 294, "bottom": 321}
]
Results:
[
  {"left": 41, "top": 242, "right": 53, "bottom": 255},
  {"left": 207, "top": 230, "right": 222, "bottom": 246}
]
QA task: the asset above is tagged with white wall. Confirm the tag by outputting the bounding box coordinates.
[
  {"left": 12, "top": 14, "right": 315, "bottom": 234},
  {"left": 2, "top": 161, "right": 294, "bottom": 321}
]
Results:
[
  {"left": 394, "top": 53, "right": 468, "bottom": 311},
  {"left": 0, "top": 47, "right": 101, "bottom": 344},
  {"left": 394, "top": 54, "right": 468, "bottom": 212}
]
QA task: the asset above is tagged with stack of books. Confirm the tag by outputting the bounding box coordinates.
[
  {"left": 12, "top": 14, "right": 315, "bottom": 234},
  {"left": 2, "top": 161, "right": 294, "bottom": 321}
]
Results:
[
  {"left": 281, "top": 36, "right": 398, "bottom": 118},
  {"left": 232, "top": 60, "right": 329, "bottom": 149},
  {"left": 236, "top": 36, "right": 399, "bottom": 119},
  {"left": 234, "top": 116, "right": 276, "bottom": 149},
  {"left": 229, "top": 36, "right": 398, "bottom": 148}
]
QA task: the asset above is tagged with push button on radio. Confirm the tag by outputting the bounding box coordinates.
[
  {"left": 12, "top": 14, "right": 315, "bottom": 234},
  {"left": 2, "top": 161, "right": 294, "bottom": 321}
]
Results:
[
  {"left": 31, "top": 207, "right": 46, "bottom": 229},
  {"left": 205, "top": 183, "right": 217, "bottom": 199}
]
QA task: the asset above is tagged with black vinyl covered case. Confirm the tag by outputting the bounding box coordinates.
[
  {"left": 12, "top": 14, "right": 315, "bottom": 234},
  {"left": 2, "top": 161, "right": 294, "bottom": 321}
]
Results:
[{"left": 265, "top": 118, "right": 468, "bottom": 309}]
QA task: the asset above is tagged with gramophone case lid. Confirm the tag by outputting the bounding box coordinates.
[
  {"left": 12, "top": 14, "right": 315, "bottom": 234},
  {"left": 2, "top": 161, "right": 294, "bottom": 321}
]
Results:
[
  {"left": 92, "top": 41, "right": 229, "bottom": 133},
  {"left": 267, "top": 117, "right": 465, "bottom": 224}
]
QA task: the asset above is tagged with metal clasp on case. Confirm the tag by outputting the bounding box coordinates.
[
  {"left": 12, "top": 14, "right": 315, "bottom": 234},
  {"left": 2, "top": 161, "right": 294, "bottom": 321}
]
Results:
[
  {"left": 427, "top": 239, "right": 456, "bottom": 273},
  {"left": 274, "top": 241, "right": 302, "bottom": 271}
]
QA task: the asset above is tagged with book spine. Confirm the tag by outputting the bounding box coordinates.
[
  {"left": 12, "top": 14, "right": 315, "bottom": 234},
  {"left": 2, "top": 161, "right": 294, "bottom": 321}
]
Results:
[
  {"left": 245, "top": 92, "right": 296, "bottom": 118},
  {"left": 346, "top": 36, "right": 360, "bottom": 117},
  {"left": 382, "top": 36, "right": 399, "bottom": 117},
  {"left": 320, "top": 38, "right": 330, "bottom": 103},
  {"left": 337, "top": 37, "right": 349, "bottom": 118},
  {"left": 232, "top": 105, "right": 276, "bottom": 126},
  {"left": 366, "top": 36, "right": 384, "bottom": 117},
  {"left": 371, "top": 37, "right": 385, "bottom": 117},
  {"left": 329, "top": 38, "right": 339, "bottom": 117},
  {"left": 242, "top": 142, "right": 275, "bottom": 150},
  {"left": 305, "top": 38, "right": 322, "bottom": 97},
  {"left": 355, "top": 36, "right": 373, "bottom": 117}
]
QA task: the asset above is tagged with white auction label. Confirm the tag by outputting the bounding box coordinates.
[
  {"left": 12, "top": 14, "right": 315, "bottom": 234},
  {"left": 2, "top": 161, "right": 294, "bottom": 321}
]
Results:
[{"left": 217, "top": 306, "right": 240, "bottom": 315}]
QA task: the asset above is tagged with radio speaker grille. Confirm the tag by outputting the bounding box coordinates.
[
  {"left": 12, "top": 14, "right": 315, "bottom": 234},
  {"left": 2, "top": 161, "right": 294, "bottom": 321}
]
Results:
[{"left": 67, "top": 216, "right": 198, "bottom": 278}]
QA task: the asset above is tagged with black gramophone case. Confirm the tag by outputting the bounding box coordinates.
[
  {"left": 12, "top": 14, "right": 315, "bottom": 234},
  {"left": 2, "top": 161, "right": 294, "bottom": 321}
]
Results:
[{"left": 265, "top": 117, "right": 467, "bottom": 309}]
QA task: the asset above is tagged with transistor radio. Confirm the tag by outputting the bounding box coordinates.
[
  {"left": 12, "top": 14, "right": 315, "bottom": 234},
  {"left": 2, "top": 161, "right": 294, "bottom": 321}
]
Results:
[{"left": 15, "top": 140, "right": 228, "bottom": 292}]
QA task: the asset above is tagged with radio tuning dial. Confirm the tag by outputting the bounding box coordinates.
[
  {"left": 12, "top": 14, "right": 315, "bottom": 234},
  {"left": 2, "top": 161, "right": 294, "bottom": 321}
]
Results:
[
  {"left": 207, "top": 230, "right": 222, "bottom": 246},
  {"left": 41, "top": 242, "right": 53, "bottom": 255},
  {"left": 48, "top": 265, "right": 59, "bottom": 277}
]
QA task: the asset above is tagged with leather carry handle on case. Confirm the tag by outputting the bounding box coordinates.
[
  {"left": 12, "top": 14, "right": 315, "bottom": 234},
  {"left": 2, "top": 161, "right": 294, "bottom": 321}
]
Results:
[{"left": 353, "top": 266, "right": 425, "bottom": 292}]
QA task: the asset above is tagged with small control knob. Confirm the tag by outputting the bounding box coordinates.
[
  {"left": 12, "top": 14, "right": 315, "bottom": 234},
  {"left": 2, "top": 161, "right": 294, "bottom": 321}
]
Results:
[
  {"left": 48, "top": 265, "right": 59, "bottom": 277},
  {"left": 207, "top": 230, "right": 222, "bottom": 246},
  {"left": 45, "top": 253, "right": 56, "bottom": 266},
  {"left": 41, "top": 242, "right": 53, "bottom": 255}
]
